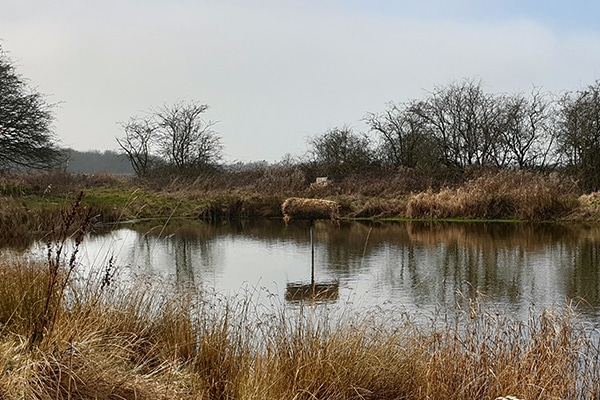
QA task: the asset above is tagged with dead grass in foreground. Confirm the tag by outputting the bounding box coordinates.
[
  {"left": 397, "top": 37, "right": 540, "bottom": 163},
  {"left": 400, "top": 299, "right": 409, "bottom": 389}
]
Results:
[{"left": 0, "top": 255, "right": 598, "bottom": 400}]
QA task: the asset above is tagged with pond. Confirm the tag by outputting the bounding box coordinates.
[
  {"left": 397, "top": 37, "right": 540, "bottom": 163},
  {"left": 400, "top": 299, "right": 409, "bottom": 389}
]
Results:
[{"left": 28, "top": 219, "right": 600, "bottom": 323}]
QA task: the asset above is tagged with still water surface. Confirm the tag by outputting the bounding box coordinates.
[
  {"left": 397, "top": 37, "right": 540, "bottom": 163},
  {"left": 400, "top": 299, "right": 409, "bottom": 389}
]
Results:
[{"left": 31, "top": 219, "right": 600, "bottom": 322}]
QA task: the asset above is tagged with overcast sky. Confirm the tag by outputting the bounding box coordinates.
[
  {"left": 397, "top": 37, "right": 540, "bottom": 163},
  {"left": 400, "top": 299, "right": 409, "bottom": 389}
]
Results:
[{"left": 2, "top": 1, "right": 600, "bottom": 162}]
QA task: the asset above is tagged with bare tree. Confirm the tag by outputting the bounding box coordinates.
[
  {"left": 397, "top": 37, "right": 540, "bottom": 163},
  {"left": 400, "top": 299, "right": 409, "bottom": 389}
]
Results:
[
  {"left": 364, "top": 101, "right": 437, "bottom": 168},
  {"left": 0, "top": 45, "right": 62, "bottom": 170},
  {"left": 498, "top": 88, "right": 557, "bottom": 169},
  {"left": 117, "top": 100, "right": 222, "bottom": 174},
  {"left": 155, "top": 101, "right": 221, "bottom": 169},
  {"left": 307, "top": 126, "right": 374, "bottom": 176},
  {"left": 366, "top": 79, "right": 561, "bottom": 174},
  {"left": 413, "top": 79, "right": 504, "bottom": 169},
  {"left": 116, "top": 117, "right": 156, "bottom": 177},
  {"left": 557, "top": 81, "right": 600, "bottom": 191}
]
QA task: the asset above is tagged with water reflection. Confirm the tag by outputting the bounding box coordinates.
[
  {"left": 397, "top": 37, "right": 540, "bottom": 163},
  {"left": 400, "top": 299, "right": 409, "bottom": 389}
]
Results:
[{"left": 34, "top": 219, "right": 600, "bottom": 320}]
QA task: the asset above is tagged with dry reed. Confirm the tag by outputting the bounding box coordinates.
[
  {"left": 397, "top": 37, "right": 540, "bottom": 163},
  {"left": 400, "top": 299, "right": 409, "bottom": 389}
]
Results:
[
  {"left": 1, "top": 252, "right": 599, "bottom": 399},
  {"left": 407, "top": 170, "right": 579, "bottom": 220},
  {"left": 281, "top": 197, "right": 340, "bottom": 222}
]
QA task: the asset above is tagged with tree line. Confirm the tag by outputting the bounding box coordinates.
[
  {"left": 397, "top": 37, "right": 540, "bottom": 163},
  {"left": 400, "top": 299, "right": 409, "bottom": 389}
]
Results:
[
  {"left": 116, "top": 78, "right": 600, "bottom": 192},
  {"left": 308, "top": 79, "right": 600, "bottom": 192},
  {"left": 63, "top": 149, "right": 133, "bottom": 175},
  {"left": 1, "top": 43, "right": 600, "bottom": 192}
]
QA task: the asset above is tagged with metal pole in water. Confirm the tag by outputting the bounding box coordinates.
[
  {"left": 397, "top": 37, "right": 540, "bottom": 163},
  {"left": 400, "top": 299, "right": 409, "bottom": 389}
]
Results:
[{"left": 310, "top": 219, "right": 315, "bottom": 286}]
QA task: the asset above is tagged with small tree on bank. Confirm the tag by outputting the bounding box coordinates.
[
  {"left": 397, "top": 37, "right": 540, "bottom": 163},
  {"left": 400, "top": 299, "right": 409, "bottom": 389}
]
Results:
[
  {"left": 364, "top": 102, "right": 438, "bottom": 169},
  {"left": 155, "top": 101, "right": 221, "bottom": 170},
  {"left": 0, "top": 45, "right": 62, "bottom": 170},
  {"left": 117, "top": 100, "right": 222, "bottom": 176},
  {"left": 306, "top": 126, "right": 374, "bottom": 177}
]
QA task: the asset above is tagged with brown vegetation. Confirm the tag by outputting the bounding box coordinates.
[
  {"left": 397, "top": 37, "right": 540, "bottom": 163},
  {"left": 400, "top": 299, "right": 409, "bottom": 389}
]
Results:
[
  {"left": 135, "top": 167, "right": 587, "bottom": 222},
  {"left": 577, "top": 191, "right": 600, "bottom": 220},
  {"left": 0, "top": 255, "right": 598, "bottom": 399},
  {"left": 0, "top": 168, "right": 594, "bottom": 248},
  {"left": 406, "top": 170, "right": 580, "bottom": 220},
  {"left": 281, "top": 197, "right": 340, "bottom": 222}
]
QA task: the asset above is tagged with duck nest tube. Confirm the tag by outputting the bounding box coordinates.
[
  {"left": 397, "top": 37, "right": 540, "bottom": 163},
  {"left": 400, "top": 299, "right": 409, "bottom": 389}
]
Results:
[{"left": 281, "top": 197, "right": 340, "bottom": 223}]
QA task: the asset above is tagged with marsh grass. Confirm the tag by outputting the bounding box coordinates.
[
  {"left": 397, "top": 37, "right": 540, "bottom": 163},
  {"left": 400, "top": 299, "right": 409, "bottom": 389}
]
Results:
[
  {"left": 0, "top": 169, "right": 591, "bottom": 234},
  {"left": 407, "top": 170, "right": 580, "bottom": 220}
]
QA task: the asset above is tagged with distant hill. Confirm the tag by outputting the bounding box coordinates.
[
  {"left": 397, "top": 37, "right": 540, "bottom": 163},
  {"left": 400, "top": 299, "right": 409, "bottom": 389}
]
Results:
[{"left": 63, "top": 149, "right": 134, "bottom": 175}]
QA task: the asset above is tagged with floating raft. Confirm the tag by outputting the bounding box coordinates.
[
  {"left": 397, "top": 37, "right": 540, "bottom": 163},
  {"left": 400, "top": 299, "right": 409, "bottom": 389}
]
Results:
[{"left": 285, "top": 282, "right": 339, "bottom": 302}]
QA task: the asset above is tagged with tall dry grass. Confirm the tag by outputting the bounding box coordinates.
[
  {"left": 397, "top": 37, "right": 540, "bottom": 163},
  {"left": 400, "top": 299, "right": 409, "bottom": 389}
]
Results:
[
  {"left": 0, "top": 200, "right": 57, "bottom": 248},
  {"left": 0, "top": 171, "right": 130, "bottom": 196},
  {"left": 407, "top": 170, "right": 580, "bottom": 220},
  {"left": 157, "top": 168, "right": 584, "bottom": 221},
  {"left": 0, "top": 247, "right": 599, "bottom": 399}
]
